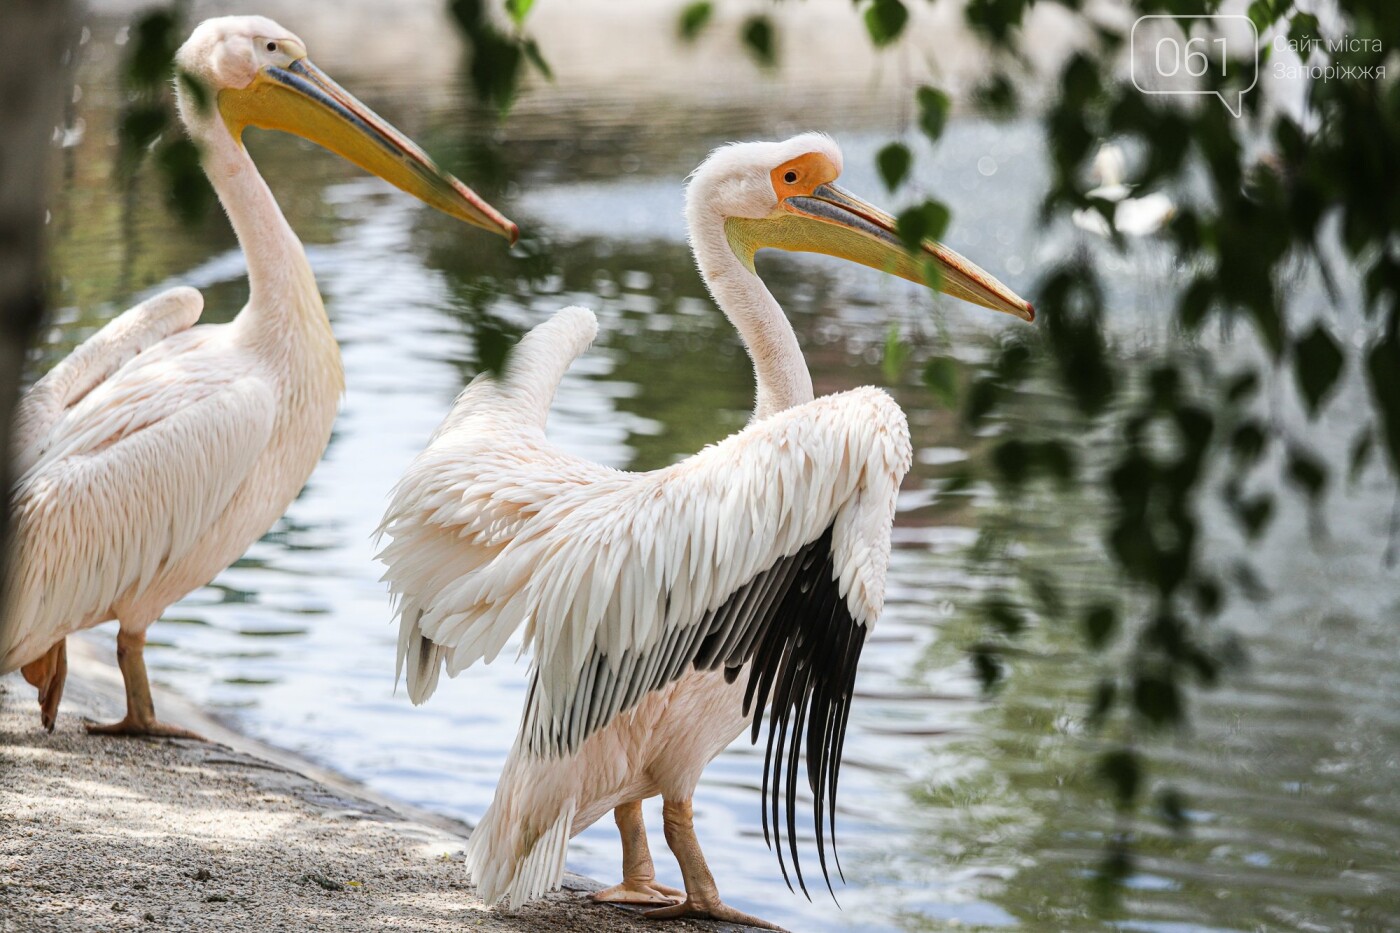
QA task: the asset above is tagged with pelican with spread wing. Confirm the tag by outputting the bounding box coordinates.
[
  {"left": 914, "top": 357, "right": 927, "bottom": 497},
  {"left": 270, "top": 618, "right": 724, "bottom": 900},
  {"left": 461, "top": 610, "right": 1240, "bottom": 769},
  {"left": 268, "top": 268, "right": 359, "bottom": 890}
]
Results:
[
  {"left": 2, "top": 16, "right": 515, "bottom": 736},
  {"left": 378, "top": 134, "right": 1032, "bottom": 925}
]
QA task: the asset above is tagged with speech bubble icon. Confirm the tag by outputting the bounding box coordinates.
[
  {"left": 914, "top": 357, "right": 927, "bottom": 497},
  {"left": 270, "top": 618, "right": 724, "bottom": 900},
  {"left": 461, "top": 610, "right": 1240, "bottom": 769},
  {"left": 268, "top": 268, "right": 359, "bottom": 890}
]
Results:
[{"left": 1130, "top": 15, "right": 1259, "bottom": 117}]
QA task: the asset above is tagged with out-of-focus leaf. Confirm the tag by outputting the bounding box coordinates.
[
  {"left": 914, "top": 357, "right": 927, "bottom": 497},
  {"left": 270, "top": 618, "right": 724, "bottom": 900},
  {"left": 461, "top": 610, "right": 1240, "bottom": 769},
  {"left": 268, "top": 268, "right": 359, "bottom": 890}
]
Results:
[
  {"left": 505, "top": 0, "right": 534, "bottom": 27},
  {"left": 742, "top": 15, "right": 776, "bottom": 68},
  {"left": 1234, "top": 494, "right": 1274, "bottom": 540},
  {"left": 993, "top": 439, "right": 1030, "bottom": 487},
  {"left": 157, "top": 136, "right": 214, "bottom": 223},
  {"left": 1286, "top": 447, "right": 1327, "bottom": 503},
  {"left": 973, "top": 71, "right": 1018, "bottom": 117},
  {"left": 876, "top": 142, "right": 912, "bottom": 192},
  {"left": 1225, "top": 369, "right": 1259, "bottom": 405},
  {"left": 896, "top": 200, "right": 950, "bottom": 250},
  {"left": 964, "top": 377, "right": 999, "bottom": 427},
  {"left": 1098, "top": 748, "right": 1140, "bottom": 808},
  {"left": 1293, "top": 324, "right": 1345, "bottom": 417},
  {"left": 983, "top": 597, "right": 1026, "bottom": 636},
  {"left": 1158, "top": 788, "right": 1189, "bottom": 832},
  {"left": 126, "top": 9, "right": 181, "bottom": 89},
  {"left": 1229, "top": 421, "right": 1267, "bottom": 464},
  {"left": 864, "top": 0, "right": 909, "bottom": 46},
  {"left": 1349, "top": 428, "right": 1374, "bottom": 485},
  {"left": 971, "top": 647, "right": 1003, "bottom": 692},
  {"left": 1133, "top": 672, "right": 1182, "bottom": 727},
  {"left": 882, "top": 325, "right": 909, "bottom": 383},
  {"left": 923, "top": 357, "right": 959, "bottom": 408},
  {"left": 522, "top": 39, "right": 552, "bottom": 80},
  {"left": 1034, "top": 440, "right": 1076, "bottom": 484},
  {"left": 119, "top": 104, "right": 168, "bottom": 157},
  {"left": 678, "top": 1, "right": 713, "bottom": 40},
  {"left": 1083, "top": 604, "right": 1117, "bottom": 649},
  {"left": 917, "top": 86, "right": 951, "bottom": 142},
  {"left": 1087, "top": 679, "right": 1116, "bottom": 726}
]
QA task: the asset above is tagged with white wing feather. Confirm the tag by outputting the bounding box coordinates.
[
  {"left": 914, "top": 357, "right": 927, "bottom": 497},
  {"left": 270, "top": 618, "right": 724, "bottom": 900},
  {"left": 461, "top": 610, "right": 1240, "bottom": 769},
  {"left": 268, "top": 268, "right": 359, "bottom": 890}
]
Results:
[
  {"left": 3, "top": 335, "right": 275, "bottom": 670},
  {"left": 378, "top": 309, "right": 912, "bottom": 740}
]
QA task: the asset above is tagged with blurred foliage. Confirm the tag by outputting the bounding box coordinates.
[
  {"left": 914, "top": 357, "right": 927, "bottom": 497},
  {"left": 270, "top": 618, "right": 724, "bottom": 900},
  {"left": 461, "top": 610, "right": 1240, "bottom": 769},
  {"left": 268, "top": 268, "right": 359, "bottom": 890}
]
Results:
[{"left": 117, "top": 1, "right": 214, "bottom": 223}]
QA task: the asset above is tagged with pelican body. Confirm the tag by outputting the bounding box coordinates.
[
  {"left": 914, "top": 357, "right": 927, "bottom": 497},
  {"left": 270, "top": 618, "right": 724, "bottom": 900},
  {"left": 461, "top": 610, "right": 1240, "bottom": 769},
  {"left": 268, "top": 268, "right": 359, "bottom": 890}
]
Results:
[
  {"left": 378, "top": 134, "right": 1032, "bottom": 924},
  {"left": 2, "top": 16, "right": 514, "bottom": 736}
]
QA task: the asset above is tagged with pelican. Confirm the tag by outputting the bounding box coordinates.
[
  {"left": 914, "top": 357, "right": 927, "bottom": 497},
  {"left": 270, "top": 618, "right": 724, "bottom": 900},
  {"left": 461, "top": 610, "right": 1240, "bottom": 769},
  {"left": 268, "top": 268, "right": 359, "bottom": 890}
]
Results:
[
  {"left": 1, "top": 15, "right": 515, "bottom": 736},
  {"left": 378, "top": 134, "right": 1032, "bottom": 925}
]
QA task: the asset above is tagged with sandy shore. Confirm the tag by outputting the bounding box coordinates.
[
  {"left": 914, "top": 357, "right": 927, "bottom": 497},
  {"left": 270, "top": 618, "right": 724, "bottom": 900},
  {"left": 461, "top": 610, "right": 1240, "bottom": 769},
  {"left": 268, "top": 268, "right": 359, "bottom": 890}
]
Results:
[{"left": 0, "top": 640, "right": 764, "bottom": 933}]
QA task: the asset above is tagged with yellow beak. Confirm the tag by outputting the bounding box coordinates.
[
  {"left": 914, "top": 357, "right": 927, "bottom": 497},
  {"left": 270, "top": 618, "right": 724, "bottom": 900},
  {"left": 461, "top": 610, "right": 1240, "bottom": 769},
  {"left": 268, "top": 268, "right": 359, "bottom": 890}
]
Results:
[
  {"left": 738, "top": 183, "right": 1033, "bottom": 321},
  {"left": 218, "top": 58, "right": 518, "bottom": 243}
]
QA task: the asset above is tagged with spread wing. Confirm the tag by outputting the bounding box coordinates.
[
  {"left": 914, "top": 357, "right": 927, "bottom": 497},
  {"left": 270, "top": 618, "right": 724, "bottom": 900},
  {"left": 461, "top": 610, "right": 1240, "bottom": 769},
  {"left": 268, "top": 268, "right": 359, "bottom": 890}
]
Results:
[
  {"left": 3, "top": 331, "right": 275, "bottom": 669},
  {"left": 380, "top": 377, "right": 910, "bottom": 893}
]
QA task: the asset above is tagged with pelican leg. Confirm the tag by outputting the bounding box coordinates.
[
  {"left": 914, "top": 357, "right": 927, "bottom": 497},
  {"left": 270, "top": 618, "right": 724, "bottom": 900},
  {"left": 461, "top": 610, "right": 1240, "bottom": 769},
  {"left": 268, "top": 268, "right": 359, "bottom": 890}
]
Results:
[
  {"left": 85, "top": 629, "right": 202, "bottom": 739},
  {"left": 645, "top": 798, "right": 787, "bottom": 931},
  {"left": 591, "top": 800, "right": 685, "bottom": 906},
  {"left": 20, "top": 639, "right": 68, "bottom": 733}
]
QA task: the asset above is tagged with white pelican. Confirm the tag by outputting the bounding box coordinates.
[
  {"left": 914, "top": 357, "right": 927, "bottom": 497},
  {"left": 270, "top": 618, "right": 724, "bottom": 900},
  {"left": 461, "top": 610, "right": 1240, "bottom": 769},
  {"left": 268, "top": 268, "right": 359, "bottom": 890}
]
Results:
[
  {"left": 1, "top": 16, "right": 515, "bottom": 736},
  {"left": 378, "top": 134, "right": 1032, "bottom": 926}
]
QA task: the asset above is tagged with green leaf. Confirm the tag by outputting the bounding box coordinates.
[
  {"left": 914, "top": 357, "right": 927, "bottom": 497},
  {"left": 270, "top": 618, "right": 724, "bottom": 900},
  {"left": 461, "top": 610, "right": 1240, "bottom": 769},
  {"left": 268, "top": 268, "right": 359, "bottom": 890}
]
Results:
[
  {"left": 1083, "top": 604, "right": 1117, "bottom": 649},
  {"left": 156, "top": 137, "right": 214, "bottom": 224},
  {"left": 992, "top": 439, "right": 1031, "bottom": 487},
  {"left": 964, "top": 377, "right": 999, "bottom": 427},
  {"left": 1098, "top": 748, "right": 1140, "bottom": 808},
  {"left": 881, "top": 325, "right": 909, "bottom": 383},
  {"left": 983, "top": 597, "right": 1026, "bottom": 636},
  {"left": 1229, "top": 421, "right": 1268, "bottom": 465},
  {"left": 916, "top": 86, "right": 950, "bottom": 142},
  {"left": 678, "top": 1, "right": 713, "bottom": 40},
  {"left": 864, "top": 0, "right": 909, "bottom": 47},
  {"left": 1158, "top": 788, "right": 1189, "bottom": 832},
  {"left": 1087, "top": 679, "right": 1116, "bottom": 726},
  {"left": 1234, "top": 494, "right": 1274, "bottom": 539},
  {"left": 1286, "top": 447, "right": 1327, "bottom": 503},
  {"left": 504, "top": 0, "right": 534, "bottom": 27},
  {"left": 741, "top": 15, "right": 776, "bottom": 68},
  {"left": 522, "top": 39, "right": 552, "bottom": 80},
  {"left": 876, "top": 142, "right": 912, "bottom": 192},
  {"left": 1133, "top": 673, "right": 1182, "bottom": 727},
  {"left": 1349, "top": 428, "right": 1374, "bottom": 485},
  {"left": 971, "top": 648, "right": 1003, "bottom": 692},
  {"left": 1225, "top": 369, "right": 1259, "bottom": 405},
  {"left": 896, "top": 200, "right": 950, "bottom": 251},
  {"left": 1293, "top": 324, "right": 1345, "bottom": 417},
  {"left": 922, "top": 357, "right": 959, "bottom": 408}
]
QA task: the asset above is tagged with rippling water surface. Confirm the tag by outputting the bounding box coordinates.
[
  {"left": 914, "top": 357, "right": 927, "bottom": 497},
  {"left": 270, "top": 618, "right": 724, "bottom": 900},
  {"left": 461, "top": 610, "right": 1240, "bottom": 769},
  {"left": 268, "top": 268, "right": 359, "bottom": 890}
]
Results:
[{"left": 37, "top": 8, "right": 1400, "bottom": 931}]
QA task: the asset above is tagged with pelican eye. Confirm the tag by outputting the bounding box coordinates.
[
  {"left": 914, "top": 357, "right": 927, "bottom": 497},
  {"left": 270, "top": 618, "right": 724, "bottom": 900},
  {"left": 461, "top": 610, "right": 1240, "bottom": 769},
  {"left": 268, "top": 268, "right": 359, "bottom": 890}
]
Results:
[
  {"left": 266, "top": 41, "right": 278, "bottom": 52},
  {"left": 783, "top": 171, "right": 798, "bottom": 184}
]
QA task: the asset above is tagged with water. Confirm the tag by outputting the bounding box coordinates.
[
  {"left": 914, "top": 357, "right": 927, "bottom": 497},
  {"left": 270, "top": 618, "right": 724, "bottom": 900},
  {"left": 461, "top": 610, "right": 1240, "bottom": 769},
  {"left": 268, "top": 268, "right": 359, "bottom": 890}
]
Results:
[{"left": 35, "top": 8, "right": 1400, "bottom": 931}]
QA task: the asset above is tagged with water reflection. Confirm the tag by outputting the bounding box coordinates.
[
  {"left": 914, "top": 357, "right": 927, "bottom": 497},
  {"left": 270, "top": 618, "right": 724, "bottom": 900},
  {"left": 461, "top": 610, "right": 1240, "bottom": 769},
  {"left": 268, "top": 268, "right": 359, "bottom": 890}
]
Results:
[{"left": 39, "top": 10, "right": 1400, "bottom": 933}]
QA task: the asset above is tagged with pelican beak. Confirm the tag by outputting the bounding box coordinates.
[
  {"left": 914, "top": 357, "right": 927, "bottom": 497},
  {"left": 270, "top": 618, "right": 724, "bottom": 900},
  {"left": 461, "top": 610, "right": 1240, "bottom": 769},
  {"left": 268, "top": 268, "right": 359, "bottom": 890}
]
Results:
[
  {"left": 218, "top": 58, "right": 518, "bottom": 243},
  {"left": 770, "top": 184, "right": 1033, "bottom": 321}
]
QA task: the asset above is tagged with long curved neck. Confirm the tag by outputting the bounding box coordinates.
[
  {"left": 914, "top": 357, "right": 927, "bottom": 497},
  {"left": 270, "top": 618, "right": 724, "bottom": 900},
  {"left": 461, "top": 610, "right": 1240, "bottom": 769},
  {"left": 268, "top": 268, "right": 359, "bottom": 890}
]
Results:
[
  {"left": 189, "top": 111, "right": 326, "bottom": 353},
  {"left": 691, "top": 212, "right": 813, "bottom": 421}
]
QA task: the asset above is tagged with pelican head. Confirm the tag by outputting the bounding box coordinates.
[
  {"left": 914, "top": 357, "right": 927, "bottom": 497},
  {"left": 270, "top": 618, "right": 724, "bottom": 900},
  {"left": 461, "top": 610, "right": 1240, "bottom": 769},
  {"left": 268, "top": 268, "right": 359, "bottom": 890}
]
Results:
[
  {"left": 175, "top": 16, "right": 517, "bottom": 242},
  {"left": 686, "top": 133, "right": 1033, "bottom": 321}
]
